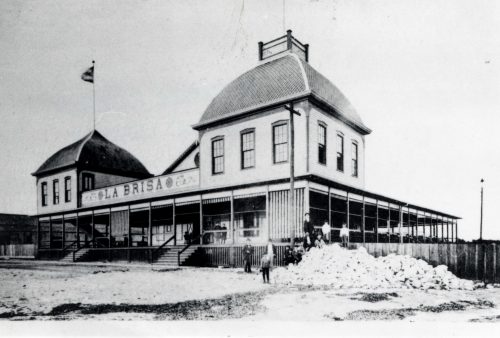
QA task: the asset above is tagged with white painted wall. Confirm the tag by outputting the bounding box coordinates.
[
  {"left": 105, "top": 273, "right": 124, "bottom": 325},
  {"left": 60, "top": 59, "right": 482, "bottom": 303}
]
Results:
[
  {"left": 36, "top": 169, "right": 78, "bottom": 214},
  {"left": 199, "top": 102, "right": 309, "bottom": 190},
  {"left": 308, "top": 105, "right": 366, "bottom": 189}
]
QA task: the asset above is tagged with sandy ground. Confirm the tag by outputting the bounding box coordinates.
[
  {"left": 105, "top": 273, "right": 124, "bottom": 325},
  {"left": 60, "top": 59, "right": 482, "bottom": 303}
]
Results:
[{"left": 1, "top": 260, "right": 500, "bottom": 322}]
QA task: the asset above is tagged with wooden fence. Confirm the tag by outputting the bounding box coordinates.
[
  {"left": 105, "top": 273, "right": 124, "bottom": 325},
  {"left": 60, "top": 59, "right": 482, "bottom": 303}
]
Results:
[
  {"left": 196, "top": 243, "right": 500, "bottom": 284},
  {"left": 0, "top": 244, "right": 35, "bottom": 258},
  {"left": 196, "top": 244, "right": 290, "bottom": 268},
  {"left": 352, "top": 243, "right": 500, "bottom": 284}
]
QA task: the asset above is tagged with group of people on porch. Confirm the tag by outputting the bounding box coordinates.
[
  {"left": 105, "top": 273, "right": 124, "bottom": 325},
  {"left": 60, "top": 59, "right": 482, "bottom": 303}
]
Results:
[
  {"left": 242, "top": 212, "right": 350, "bottom": 283},
  {"left": 302, "top": 212, "right": 350, "bottom": 250}
]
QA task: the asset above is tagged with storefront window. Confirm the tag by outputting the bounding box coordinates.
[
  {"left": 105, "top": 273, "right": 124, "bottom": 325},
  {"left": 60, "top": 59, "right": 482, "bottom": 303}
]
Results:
[
  {"left": 111, "top": 210, "right": 130, "bottom": 247},
  {"left": 234, "top": 196, "right": 266, "bottom": 243},
  {"left": 151, "top": 205, "right": 173, "bottom": 246},
  {"left": 202, "top": 200, "right": 231, "bottom": 244}
]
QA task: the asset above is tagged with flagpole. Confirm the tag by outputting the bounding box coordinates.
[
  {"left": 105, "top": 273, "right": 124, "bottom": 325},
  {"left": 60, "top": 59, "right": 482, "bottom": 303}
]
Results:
[{"left": 92, "top": 60, "right": 95, "bottom": 131}]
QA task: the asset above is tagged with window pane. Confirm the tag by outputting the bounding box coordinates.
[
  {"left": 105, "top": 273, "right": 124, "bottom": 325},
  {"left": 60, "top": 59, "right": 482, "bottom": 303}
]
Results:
[
  {"left": 351, "top": 142, "right": 358, "bottom": 177},
  {"left": 274, "top": 143, "right": 288, "bottom": 162},
  {"left": 336, "top": 134, "right": 344, "bottom": 171}
]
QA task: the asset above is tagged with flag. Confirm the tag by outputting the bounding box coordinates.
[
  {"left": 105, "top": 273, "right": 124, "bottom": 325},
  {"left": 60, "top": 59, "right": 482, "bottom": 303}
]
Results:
[{"left": 81, "top": 66, "right": 94, "bottom": 83}]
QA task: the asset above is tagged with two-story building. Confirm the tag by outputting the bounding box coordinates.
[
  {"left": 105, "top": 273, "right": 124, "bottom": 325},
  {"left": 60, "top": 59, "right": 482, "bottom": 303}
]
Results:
[{"left": 32, "top": 31, "right": 459, "bottom": 266}]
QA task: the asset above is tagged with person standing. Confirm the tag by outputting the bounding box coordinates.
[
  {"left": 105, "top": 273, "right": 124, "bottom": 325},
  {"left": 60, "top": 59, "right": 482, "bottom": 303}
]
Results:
[
  {"left": 260, "top": 254, "right": 271, "bottom": 283},
  {"left": 303, "top": 212, "right": 314, "bottom": 237},
  {"left": 243, "top": 238, "right": 254, "bottom": 273},
  {"left": 266, "top": 239, "right": 276, "bottom": 267},
  {"left": 321, "top": 220, "right": 331, "bottom": 243},
  {"left": 340, "top": 223, "right": 349, "bottom": 248}
]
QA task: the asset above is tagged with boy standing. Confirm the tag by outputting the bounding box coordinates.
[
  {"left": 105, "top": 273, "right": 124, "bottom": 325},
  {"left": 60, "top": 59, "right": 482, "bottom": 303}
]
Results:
[
  {"left": 340, "top": 223, "right": 349, "bottom": 248},
  {"left": 243, "top": 238, "right": 254, "bottom": 273},
  {"left": 260, "top": 254, "right": 271, "bottom": 283}
]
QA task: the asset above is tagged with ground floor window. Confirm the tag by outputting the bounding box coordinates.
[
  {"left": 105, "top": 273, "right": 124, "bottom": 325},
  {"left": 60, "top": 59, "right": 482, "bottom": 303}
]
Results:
[
  {"left": 234, "top": 195, "right": 266, "bottom": 243},
  {"left": 129, "top": 209, "right": 148, "bottom": 247},
  {"left": 175, "top": 202, "right": 200, "bottom": 245},
  {"left": 151, "top": 205, "right": 173, "bottom": 246},
  {"left": 202, "top": 200, "right": 231, "bottom": 244}
]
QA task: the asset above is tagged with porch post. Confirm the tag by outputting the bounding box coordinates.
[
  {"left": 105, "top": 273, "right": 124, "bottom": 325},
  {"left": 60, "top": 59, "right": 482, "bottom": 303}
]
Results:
[
  {"left": 76, "top": 213, "right": 80, "bottom": 248},
  {"left": 148, "top": 203, "right": 152, "bottom": 246},
  {"left": 362, "top": 195, "right": 366, "bottom": 244},
  {"left": 91, "top": 210, "right": 95, "bottom": 248},
  {"left": 199, "top": 196, "right": 203, "bottom": 245},
  {"left": 173, "top": 199, "right": 176, "bottom": 246},
  {"left": 441, "top": 216, "right": 444, "bottom": 243},
  {"left": 399, "top": 205, "right": 403, "bottom": 244},
  {"left": 231, "top": 190, "right": 235, "bottom": 245},
  {"left": 328, "top": 187, "right": 331, "bottom": 243},
  {"left": 346, "top": 192, "right": 350, "bottom": 234},
  {"left": 108, "top": 210, "right": 111, "bottom": 249},
  {"left": 375, "top": 199, "right": 379, "bottom": 243},
  {"left": 265, "top": 186, "right": 270, "bottom": 242},
  {"left": 62, "top": 214, "right": 65, "bottom": 249},
  {"left": 49, "top": 217, "right": 52, "bottom": 249},
  {"left": 127, "top": 205, "right": 131, "bottom": 248}
]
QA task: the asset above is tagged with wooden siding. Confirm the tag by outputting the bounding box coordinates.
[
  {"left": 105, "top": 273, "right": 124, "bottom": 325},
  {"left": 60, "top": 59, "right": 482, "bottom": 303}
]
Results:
[{"left": 269, "top": 188, "right": 304, "bottom": 240}]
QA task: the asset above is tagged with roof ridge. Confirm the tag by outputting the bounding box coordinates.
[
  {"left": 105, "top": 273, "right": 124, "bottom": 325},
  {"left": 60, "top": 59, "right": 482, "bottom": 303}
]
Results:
[
  {"left": 291, "top": 53, "right": 310, "bottom": 92},
  {"left": 75, "top": 129, "right": 97, "bottom": 163}
]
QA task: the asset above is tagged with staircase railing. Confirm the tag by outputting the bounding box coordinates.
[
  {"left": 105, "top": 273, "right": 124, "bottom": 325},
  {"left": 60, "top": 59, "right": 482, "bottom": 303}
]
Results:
[
  {"left": 72, "top": 244, "right": 89, "bottom": 262},
  {"left": 62, "top": 240, "right": 78, "bottom": 256},
  {"left": 152, "top": 235, "right": 176, "bottom": 262},
  {"left": 177, "top": 233, "right": 202, "bottom": 266}
]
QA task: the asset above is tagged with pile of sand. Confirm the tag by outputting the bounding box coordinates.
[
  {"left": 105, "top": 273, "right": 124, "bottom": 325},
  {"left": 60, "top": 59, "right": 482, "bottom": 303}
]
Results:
[{"left": 272, "top": 244, "right": 474, "bottom": 290}]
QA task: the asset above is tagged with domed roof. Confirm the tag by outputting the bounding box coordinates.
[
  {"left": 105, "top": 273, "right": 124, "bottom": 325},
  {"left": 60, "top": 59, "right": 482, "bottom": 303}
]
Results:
[
  {"left": 32, "top": 130, "right": 151, "bottom": 178},
  {"left": 194, "top": 54, "right": 371, "bottom": 134}
]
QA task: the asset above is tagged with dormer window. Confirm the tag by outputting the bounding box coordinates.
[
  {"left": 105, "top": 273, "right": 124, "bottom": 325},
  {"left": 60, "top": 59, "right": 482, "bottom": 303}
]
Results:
[{"left": 82, "top": 173, "right": 95, "bottom": 191}]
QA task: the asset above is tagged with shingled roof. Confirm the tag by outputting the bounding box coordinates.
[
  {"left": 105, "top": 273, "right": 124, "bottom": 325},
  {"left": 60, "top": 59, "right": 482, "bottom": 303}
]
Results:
[
  {"left": 193, "top": 53, "right": 371, "bottom": 134},
  {"left": 32, "top": 130, "right": 151, "bottom": 178}
]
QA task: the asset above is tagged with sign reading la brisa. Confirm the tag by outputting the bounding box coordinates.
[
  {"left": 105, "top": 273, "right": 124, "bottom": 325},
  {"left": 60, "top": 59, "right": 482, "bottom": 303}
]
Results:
[{"left": 81, "top": 170, "right": 199, "bottom": 206}]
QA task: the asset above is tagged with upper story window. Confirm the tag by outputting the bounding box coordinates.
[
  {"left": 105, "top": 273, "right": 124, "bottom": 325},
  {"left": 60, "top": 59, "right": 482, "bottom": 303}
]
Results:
[
  {"left": 318, "top": 122, "right": 327, "bottom": 165},
  {"left": 64, "top": 176, "right": 71, "bottom": 202},
  {"left": 41, "top": 182, "right": 48, "bottom": 207},
  {"left": 351, "top": 141, "right": 358, "bottom": 177},
  {"left": 212, "top": 137, "right": 224, "bottom": 174},
  {"left": 53, "top": 179, "right": 59, "bottom": 205},
  {"left": 82, "top": 173, "right": 95, "bottom": 191},
  {"left": 336, "top": 133, "right": 344, "bottom": 172},
  {"left": 273, "top": 122, "right": 288, "bottom": 163},
  {"left": 241, "top": 129, "right": 255, "bottom": 169}
]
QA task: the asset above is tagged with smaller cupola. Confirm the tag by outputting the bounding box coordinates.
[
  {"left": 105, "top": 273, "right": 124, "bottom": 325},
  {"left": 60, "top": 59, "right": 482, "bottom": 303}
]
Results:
[{"left": 258, "top": 29, "right": 309, "bottom": 62}]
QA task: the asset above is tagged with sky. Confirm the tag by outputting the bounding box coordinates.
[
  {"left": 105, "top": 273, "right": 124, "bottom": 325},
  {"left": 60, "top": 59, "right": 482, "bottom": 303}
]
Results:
[{"left": 0, "top": 0, "right": 499, "bottom": 240}]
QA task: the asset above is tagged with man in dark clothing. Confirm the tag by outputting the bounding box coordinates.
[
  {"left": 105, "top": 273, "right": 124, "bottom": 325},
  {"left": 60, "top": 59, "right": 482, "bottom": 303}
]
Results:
[
  {"left": 260, "top": 254, "right": 271, "bottom": 283},
  {"left": 243, "top": 238, "right": 254, "bottom": 273},
  {"left": 303, "top": 213, "right": 314, "bottom": 236}
]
